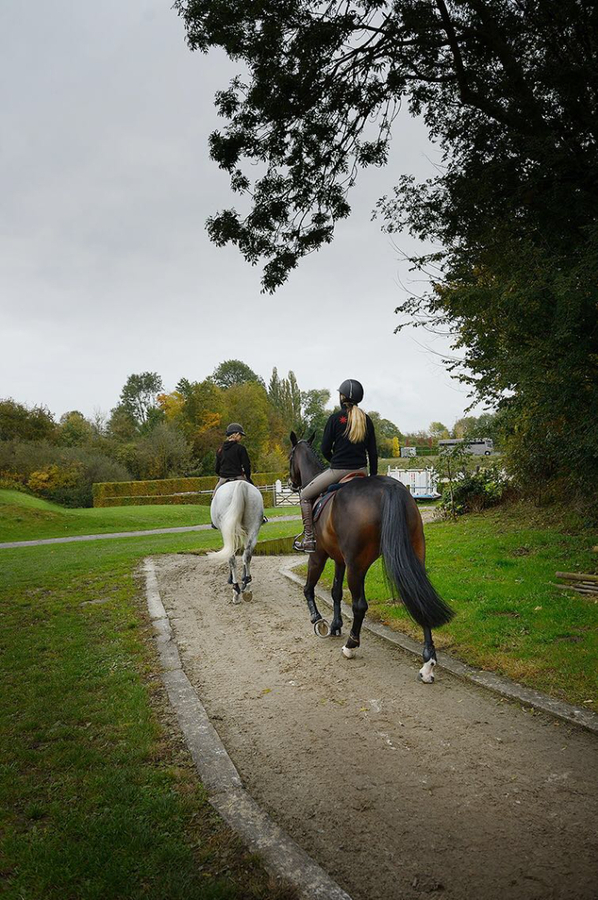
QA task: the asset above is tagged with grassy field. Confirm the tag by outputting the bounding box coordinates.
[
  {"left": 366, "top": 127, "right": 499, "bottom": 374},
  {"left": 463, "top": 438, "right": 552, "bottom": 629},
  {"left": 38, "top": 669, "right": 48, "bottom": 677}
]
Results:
[
  {"left": 1, "top": 489, "right": 596, "bottom": 897},
  {"left": 0, "top": 489, "right": 298, "bottom": 543},
  {"left": 303, "top": 503, "right": 598, "bottom": 707},
  {"left": 0, "top": 507, "right": 301, "bottom": 900}
]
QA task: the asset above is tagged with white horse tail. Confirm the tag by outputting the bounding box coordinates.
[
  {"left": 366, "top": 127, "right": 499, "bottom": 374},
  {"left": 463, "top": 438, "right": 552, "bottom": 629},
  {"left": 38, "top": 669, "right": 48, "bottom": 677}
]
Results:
[{"left": 207, "top": 481, "right": 248, "bottom": 562}]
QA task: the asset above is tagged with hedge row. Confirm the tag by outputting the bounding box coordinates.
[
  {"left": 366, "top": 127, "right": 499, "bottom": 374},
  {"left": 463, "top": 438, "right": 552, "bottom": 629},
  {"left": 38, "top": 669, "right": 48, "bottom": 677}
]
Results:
[
  {"left": 93, "top": 471, "right": 287, "bottom": 507},
  {"left": 97, "top": 494, "right": 215, "bottom": 508}
]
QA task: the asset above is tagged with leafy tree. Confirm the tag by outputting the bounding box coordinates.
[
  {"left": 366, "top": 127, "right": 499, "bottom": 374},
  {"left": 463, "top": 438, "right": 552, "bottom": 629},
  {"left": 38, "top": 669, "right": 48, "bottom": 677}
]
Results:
[
  {"left": 117, "top": 372, "right": 164, "bottom": 429},
  {"left": 222, "top": 381, "right": 272, "bottom": 467},
  {"left": 0, "top": 399, "right": 57, "bottom": 443},
  {"left": 134, "top": 424, "right": 193, "bottom": 481},
  {"left": 107, "top": 405, "right": 138, "bottom": 443},
  {"left": 301, "top": 388, "right": 331, "bottom": 454},
  {"left": 267, "top": 369, "right": 304, "bottom": 434},
  {"left": 211, "top": 360, "right": 264, "bottom": 389},
  {"left": 173, "top": 378, "right": 225, "bottom": 462},
  {"left": 429, "top": 422, "right": 450, "bottom": 442},
  {"left": 176, "top": 0, "right": 598, "bottom": 500},
  {"left": 58, "top": 411, "right": 94, "bottom": 447}
]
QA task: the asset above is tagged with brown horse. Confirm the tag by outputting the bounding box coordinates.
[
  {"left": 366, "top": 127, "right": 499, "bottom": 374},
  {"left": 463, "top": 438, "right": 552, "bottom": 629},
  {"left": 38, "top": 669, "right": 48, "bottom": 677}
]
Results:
[{"left": 289, "top": 432, "right": 453, "bottom": 681}]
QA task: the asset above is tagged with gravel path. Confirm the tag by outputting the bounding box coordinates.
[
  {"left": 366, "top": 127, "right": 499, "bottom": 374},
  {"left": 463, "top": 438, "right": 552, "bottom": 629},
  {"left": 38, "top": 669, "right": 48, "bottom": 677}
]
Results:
[{"left": 154, "top": 553, "right": 598, "bottom": 900}]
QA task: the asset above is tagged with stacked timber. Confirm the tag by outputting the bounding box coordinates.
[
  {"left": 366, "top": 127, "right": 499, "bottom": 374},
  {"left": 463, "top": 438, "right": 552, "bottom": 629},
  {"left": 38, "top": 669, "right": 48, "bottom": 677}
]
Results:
[{"left": 552, "top": 572, "right": 598, "bottom": 598}]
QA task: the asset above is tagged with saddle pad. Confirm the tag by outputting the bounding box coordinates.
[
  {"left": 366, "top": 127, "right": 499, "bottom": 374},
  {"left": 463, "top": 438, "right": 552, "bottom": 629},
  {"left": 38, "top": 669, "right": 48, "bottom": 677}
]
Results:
[{"left": 312, "top": 471, "right": 367, "bottom": 524}]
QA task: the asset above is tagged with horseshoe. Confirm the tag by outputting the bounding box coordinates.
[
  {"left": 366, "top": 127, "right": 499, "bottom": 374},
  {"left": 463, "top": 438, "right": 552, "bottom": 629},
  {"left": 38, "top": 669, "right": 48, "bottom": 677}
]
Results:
[{"left": 313, "top": 618, "right": 331, "bottom": 638}]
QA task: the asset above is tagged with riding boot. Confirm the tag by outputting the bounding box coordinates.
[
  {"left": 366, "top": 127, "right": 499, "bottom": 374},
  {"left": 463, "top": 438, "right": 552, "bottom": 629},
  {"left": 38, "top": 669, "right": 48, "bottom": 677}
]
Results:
[{"left": 293, "top": 499, "right": 317, "bottom": 553}]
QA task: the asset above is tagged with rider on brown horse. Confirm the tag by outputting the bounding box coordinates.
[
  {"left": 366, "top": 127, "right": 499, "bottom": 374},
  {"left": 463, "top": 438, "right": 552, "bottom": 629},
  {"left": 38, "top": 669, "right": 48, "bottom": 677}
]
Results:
[{"left": 293, "top": 379, "right": 378, "bottom": 552}]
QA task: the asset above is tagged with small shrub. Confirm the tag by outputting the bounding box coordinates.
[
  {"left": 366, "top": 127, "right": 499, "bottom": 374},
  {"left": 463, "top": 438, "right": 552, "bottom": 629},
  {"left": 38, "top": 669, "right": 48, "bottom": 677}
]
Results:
[{"left": 439, "top": 464, "right": 513, "bottom": 516}]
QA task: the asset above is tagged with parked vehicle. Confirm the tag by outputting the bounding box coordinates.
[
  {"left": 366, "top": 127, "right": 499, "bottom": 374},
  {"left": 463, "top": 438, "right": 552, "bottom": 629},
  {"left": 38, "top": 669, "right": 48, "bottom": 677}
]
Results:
[
  {"left": 438, "top": 438, "right": 494, "bottom": 456},
  {"left": 400, "top": 446, "right": 417, "bottom": 458}
]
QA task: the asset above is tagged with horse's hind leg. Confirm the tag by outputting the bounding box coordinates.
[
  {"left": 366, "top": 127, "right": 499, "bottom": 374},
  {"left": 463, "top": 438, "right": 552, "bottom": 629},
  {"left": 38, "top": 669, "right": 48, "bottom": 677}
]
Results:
[
  {"left": 342, "top": 567, "right": 368, "bottom": 659},
  {"left": 228, "top": 555, "right": 242, "bottom": 604},
  {"left": 419, "top": 625, "right": 437, "bottom": 683},
  {"left": 241, "top": 531, "right": 259, "bottom": 600},
  {"left": 330, "top": 561, "right": 345, "bottom": 636},
  {"left": 409, "top": 518, "right": 437, "bottom": 683}
]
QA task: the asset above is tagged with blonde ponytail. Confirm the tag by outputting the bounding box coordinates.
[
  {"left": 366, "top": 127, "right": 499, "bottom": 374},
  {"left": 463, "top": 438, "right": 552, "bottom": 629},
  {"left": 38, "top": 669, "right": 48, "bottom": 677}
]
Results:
[{"left": 344, "top": 403, "right": 367, "bottom": 443}]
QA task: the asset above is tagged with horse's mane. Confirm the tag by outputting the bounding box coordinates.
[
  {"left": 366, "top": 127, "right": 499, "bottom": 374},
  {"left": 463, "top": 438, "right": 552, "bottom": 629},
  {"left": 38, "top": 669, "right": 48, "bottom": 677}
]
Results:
[{"left": 298, "top": 439, "right": 325, "bottom": 473}]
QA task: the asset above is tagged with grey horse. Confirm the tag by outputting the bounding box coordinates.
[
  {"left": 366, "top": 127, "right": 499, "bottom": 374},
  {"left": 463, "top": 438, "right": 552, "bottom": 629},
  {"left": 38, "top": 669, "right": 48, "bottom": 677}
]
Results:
[{"left": 207, "top": 480, "right": 264, "bottom": 602}]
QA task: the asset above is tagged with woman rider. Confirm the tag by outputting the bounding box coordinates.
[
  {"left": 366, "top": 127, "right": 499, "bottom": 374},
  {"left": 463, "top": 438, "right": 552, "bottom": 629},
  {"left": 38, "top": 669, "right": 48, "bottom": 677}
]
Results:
[
  {"left": 293, "top": 379, "right": 378, "bottom": 553},
  {"left": 214, "top": 422, "right": 252, "bottom": 492}
]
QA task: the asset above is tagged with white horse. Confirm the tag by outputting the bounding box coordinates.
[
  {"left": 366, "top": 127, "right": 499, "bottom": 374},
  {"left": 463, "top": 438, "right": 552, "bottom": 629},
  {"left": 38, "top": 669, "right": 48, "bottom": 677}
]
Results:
[{"left": 207, "top": 480, "right": 264, "bottom": 603}]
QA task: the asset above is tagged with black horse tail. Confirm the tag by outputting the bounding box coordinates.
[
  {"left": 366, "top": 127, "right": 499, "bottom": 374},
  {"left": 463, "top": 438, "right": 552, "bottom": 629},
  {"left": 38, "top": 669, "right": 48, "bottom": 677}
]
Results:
[{"left": 379, "top": 480, "right": 453, "bottom": 629}]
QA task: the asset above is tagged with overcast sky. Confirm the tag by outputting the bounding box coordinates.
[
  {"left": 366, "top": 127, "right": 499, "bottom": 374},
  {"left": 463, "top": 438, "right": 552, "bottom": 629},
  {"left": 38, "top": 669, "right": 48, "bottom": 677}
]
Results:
[{"left": 1, "top": 0, "right": 485, "bottom": 433}]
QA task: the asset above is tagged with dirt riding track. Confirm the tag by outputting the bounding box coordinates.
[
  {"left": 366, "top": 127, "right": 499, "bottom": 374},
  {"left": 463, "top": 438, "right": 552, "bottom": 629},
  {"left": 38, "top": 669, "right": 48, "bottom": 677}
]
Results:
[{"left": 154, "top": 555, "right": 598, "bottom": 900}]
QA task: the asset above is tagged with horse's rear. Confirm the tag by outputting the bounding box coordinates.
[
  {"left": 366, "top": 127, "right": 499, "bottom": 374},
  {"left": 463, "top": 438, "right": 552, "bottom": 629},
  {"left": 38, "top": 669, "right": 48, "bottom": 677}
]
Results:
[
  {"left": 208, "top": 480, "right": 264, "bottom": 602},
  {"left": 311, "top": 475, "right": 452, "bottom": 678}
]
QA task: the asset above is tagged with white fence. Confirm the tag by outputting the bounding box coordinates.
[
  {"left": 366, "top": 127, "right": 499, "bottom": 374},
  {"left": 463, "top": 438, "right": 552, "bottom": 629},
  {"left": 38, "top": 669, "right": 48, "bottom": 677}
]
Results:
[
  {"left": 386, "top": 466, "right": 441, "bottom": 499},
  {"left": 274, "top": 479, "right": 301, "bottom": 507}
]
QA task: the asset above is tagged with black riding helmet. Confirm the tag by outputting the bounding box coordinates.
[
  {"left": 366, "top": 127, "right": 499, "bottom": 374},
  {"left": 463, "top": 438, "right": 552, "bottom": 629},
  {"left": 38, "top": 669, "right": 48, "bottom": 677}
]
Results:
[
  {"left": 226, "top": 422, "right": 246, "bottom": 436},
  {"left": 338, "top": 379, "right": 364, "bottom": 404}
]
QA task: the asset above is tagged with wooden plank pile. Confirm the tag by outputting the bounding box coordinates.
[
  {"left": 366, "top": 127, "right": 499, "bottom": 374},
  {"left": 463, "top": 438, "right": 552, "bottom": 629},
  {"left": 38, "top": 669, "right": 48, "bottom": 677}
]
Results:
[{"left": 551, "top": 571, "right": 598, "bottom": 599}]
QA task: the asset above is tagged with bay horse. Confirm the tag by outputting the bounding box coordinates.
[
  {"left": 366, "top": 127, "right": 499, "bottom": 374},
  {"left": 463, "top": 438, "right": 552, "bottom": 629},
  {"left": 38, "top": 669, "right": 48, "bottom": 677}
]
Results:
[
  {"left": 289, "top": 432, "right": 453, "bottom": 681},
  {"left": 207, "top": 480, "right": 264, "bottom": 603}
]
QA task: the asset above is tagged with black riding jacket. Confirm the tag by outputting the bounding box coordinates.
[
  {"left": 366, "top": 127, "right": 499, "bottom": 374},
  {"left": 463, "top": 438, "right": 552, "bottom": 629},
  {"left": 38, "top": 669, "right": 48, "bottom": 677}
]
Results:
[
  {"left": 321, "top": 407, "right": 378, "bottom": 475},
  {"left": 215, "top": 441, "right": 252, "bottom": 479}
]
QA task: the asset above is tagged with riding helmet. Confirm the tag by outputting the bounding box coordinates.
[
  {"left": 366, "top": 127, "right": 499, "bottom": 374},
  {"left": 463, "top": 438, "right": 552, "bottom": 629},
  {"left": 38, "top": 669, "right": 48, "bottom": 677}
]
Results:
[
  {"left": 338, "top": 379, "right": 364, "bottom": 404},
  {"left": 226, "top": 422, "right": 246, "bottom": 436}
]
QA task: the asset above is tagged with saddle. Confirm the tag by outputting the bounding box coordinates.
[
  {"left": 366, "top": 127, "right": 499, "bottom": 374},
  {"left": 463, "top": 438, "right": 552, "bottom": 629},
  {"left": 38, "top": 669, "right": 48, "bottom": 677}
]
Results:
[{"left": 312, "top": 471, "right": 367, "bottom": 524}]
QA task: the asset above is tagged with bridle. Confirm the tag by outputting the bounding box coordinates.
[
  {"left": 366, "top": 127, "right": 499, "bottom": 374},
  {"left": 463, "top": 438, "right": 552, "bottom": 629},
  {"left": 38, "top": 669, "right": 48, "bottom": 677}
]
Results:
[{"left": 288, "top": 444, "right": 302, "bottom": 492}]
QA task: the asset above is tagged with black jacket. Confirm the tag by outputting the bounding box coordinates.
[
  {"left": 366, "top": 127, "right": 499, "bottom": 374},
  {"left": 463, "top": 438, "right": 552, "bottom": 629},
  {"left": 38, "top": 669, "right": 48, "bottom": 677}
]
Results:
[
  {"left": 215, "top": 441, "right": 252, "bottom": 479},
  {"left": 321, "top": 407, "right": 378, "bottom": 475}
]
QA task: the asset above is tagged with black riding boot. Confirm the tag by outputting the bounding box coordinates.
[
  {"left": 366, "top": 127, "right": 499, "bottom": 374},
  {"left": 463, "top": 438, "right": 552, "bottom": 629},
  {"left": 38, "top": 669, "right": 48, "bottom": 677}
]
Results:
[{"left": 293, "top": 499, "right": 317, "bottom": 553}]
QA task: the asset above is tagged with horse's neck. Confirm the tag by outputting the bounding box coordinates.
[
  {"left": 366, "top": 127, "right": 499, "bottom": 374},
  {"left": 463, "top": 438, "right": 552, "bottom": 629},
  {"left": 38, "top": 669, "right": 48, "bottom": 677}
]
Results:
[{"left": 300, "top": 451, "right": 323, "bottom": 487}]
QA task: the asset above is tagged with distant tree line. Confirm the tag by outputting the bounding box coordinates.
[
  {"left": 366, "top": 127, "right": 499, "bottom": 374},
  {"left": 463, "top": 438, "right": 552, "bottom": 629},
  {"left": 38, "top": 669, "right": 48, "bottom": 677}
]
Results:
[{"left": 0, "top": 361, "right": 502, "bottom": 507}]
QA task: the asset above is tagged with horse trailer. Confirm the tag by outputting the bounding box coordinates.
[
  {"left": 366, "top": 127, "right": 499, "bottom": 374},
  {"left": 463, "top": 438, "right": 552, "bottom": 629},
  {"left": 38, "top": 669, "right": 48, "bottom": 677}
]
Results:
[{"left": 437, "top": 437, "right": 494, "bottom": 456}]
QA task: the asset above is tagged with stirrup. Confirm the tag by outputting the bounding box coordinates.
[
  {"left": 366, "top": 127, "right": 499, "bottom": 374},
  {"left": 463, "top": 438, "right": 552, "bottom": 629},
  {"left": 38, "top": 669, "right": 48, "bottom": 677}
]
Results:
[{"left": 293, "top": 533, "right": 316, "bottom": 553}]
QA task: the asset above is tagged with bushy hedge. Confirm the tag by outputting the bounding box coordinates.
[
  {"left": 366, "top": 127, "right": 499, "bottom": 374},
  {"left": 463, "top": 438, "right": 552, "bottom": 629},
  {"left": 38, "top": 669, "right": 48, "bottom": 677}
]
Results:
[
  {"left": 0, "top": 440, "right": 131, "bottom": 507},
  {"left": 98, "top": 494, "right": 213, "bottom": 507},
  {"left": 93, "top": 471, "right": 287, "bottom": 507},
  {"left": 439, "top": 464, "right": 513, "bottom": 516}
]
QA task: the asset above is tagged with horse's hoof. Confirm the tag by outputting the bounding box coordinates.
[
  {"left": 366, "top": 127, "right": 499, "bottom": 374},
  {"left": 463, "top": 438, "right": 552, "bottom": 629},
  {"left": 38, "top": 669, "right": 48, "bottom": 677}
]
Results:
[
  {"left": 313, "top": 619, "right": 330, "bottom": 638},
  {"left": 418, "top": 660, "right": 436, "bottom": 683},
  {"left": 342, "top": 645, "right": 355, "bottom": 659},
  {"left": 242, "top": 590, "right": 253, "bottom": 602},
  {"left": 330, "top": 627, "right": 342, "bottom": 637},
  {"left": 231, "top": 589, "right": 242, "bottom": 604}
]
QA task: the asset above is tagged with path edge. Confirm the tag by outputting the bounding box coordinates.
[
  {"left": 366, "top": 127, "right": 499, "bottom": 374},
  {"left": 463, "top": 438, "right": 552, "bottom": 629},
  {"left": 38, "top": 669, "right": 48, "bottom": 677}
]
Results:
[
  {"left": 279, "top": 560, "right": 598, "bottom": 736},
  {"left": 143, "top": 556, "right": 353, "bottom": 900}
]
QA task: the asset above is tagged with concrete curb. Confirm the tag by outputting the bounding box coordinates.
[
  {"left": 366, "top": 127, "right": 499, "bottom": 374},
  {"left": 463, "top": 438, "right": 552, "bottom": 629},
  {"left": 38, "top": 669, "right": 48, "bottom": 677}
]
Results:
[
  {"left": 143, "top": 557, "right": 353, "bottom": 900},
  {"left": 280, "top": 561, "right": 598, "bottom": 736}
]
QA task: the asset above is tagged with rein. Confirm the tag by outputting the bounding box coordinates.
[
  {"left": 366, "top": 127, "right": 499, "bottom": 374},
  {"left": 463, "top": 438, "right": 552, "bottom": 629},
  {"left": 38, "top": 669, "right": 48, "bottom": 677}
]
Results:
[{"left": 289, "top": 440, "right": 324, "bottom": 490}]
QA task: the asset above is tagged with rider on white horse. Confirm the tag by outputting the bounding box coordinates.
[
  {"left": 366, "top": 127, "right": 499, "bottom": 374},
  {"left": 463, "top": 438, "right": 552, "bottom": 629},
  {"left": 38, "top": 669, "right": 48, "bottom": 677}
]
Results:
[{"left": 214, "top": 422, "right": 253, "bottom": 492}]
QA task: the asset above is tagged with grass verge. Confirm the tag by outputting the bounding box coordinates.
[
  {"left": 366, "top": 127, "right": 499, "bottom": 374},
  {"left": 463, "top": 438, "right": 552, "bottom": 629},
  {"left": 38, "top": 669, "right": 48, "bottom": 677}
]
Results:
[
  {"left": 297, "top": 503, "right": 598, "bottom": 708},
  {"left": 0, "top": 523, "right": 300, "bottom": 900},
  {"left": 0, "top": 489, "right": 298, "bottom": 543}
]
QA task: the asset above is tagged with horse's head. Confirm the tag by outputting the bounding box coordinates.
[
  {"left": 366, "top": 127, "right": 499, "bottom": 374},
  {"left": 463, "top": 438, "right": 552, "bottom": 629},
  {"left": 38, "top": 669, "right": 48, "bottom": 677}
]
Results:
[{"left": 288, "top": 431, "right": 316, "bottom": 490}]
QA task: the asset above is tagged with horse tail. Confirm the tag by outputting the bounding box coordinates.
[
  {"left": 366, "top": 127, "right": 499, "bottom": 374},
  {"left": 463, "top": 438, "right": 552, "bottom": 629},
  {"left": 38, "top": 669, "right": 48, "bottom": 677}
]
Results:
[
  {"left": 207, "top": 482, "right": 248, "bottom": 562},
  {"left": 379, "top": 481, "right": 453, "bottom": 629}
]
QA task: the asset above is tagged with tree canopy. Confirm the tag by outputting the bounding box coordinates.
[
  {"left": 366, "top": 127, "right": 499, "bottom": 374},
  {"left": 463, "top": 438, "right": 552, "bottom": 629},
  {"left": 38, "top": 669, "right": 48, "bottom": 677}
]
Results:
[{"left": 176, "top": 0, "right": 598, "bottom": 497}]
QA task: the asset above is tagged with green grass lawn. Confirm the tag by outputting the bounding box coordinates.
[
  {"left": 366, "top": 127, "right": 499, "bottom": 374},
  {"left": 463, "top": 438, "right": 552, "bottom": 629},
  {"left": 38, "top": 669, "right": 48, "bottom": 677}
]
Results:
[
  {"left": 0, "top": 520, "right": 300, "bottom": 900},
  {"left": 0, "top": 489, "right": 298, "bottom": 542},
  {"left": 2, "top": 489, "right": 596, "bottom": 897},
  {"left": 304, "top": 503, "right": 598, "bottom": 707}
]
